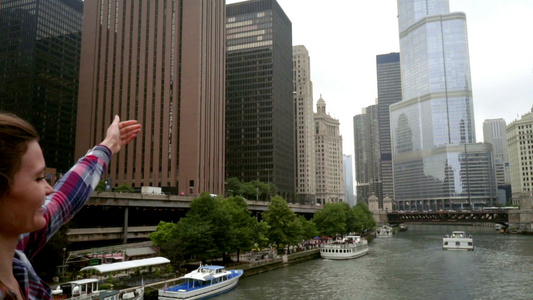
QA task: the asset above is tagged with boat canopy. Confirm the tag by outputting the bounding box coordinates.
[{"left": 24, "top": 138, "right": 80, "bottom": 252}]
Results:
[
  {"left": 200, "top": 265, "right": 224, "bottom": 270},
  {"left": 80, "top": 257, "right": 170, "bottom": 273}
]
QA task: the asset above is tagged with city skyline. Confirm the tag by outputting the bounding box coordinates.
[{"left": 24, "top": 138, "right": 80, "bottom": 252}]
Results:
[{"left": 227, "top": 0, "right": 533, "bottom": 157}]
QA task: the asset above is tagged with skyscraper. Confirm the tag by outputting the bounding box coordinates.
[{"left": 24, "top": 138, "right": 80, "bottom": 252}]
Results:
[
  {"left": 484, "top": 118, "right": 511, "bottom": 204},
  {"left": 293, "top": 45, "right": 316, "bottom": 204},
  {"left": 315, "top": 96, "right": 344, "bottom": 204},
  {"left": 390, "top": 0, "right": 497, "bottom": 209},
  {"left": 353, "top": 105, "right": 381, "bottom": 204},
  {"left": 226, "top": 0, "right": 295, "bottom": 199},
  {"left": 0, "top": 0, "right": 83, "bottom": 173},
  {"left": 376, "top": 53, "right": 402, "bottom": 201},
  {"left": 343, "top": 154, "right": 356, "bottom": 207},
  {"left": 353, "top": 53, "right": 400, "bottom": 208},
  {"left": 507, "top": 108, "right": 533, "bottom": 204},
  {"left": 76, "top": 0, "right": 226, "bottom": 195},
  {"left": 483, "top": 119, "right": 511, "bottom": 184}
]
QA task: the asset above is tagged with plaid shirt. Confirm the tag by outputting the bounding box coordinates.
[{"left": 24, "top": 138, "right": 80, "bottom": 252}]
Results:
[{"left": 0, "top": 145, "right": 111, "bottom": 300}]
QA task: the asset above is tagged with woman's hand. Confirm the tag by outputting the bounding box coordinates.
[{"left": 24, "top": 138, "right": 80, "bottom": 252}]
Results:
[{"left": 100, "top": 115, "right": 141, "bottom": 154}]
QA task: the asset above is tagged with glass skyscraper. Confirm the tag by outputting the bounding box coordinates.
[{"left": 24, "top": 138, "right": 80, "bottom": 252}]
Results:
[
  {"left": 226, "top": 0, "right": 295, "bottom": 199},
  {"left": 0, "top": 0, "right": 83, "bottom": 173},
  {"left": 390, "top": 0, "right": 497, "bottom": 209}
]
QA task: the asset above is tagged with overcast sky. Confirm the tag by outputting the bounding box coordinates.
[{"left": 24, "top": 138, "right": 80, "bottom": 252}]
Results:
[{"left": 226, "top": 0, "right": 533, "bottom": 157}]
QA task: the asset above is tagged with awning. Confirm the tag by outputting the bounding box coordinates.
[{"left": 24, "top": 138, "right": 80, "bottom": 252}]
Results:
[{"left": 80, "top": 257, "right": 170, "bottom": 273}]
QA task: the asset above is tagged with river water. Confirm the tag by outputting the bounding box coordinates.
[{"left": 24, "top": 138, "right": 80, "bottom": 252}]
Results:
[{"left": 218, "top": 225, "right": 532, "bottom": 300}]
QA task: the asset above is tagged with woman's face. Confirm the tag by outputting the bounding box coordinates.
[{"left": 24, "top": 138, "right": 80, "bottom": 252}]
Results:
[{"left": 0, "top": 140, "right": 53, "bottom": 237}]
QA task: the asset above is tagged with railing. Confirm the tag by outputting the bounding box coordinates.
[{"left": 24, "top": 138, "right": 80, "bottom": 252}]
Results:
[{"left": 387, "top": 211, "right": 509, "bottom": 224}]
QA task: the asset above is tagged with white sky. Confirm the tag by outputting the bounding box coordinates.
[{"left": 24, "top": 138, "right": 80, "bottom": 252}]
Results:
[{"left": 226, "top": 0, "right": 533, "bottom": 156}]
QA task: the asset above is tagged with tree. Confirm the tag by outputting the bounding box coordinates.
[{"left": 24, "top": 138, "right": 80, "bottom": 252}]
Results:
[
  {"left": 176, "top": 215, "right": 218, "bottom": 263},
  {"left": 262, "top": 196, "right": 302, "bottom": 252},
  {"left": 251, "top": 220, "right": 271, "bottom": 251},
  {"left": 221, "top": 196, "right": 257, "bottom": 261},
  {"left": 239, "top": 182, "right": 257, "bottom": 200},
  {"left": 114, "top": 183, "right": 133, "bottom": 193},
  {"left": 297, "top": 216, "right": 318, "bottom": 241},
  {"left": 343, "top": 202, "right": 358, "bottom": 234},
  {"left": 149, "top": 221, "right": 183, "bottom": 269},
  {"left": 352, "top": 203, "right": 376, "bottom": 234},
  {"left": 313, "top": 202, "right": 347, "bottom": 238},
  {"left": 225, "top": 177, "right": 241, "bottom": 196},
  {"left": 186, "top": 193, "right": 231, "bottom": 262}
]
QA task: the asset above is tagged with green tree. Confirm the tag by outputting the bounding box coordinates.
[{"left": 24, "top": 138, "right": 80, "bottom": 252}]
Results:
[
  {"left": 262, "top": 196, "right": 302, "bottom": 252},
  {"left": 186, "top": 193, "right": 231, "bottom": 262},
  {"left": 239, "top": 182, "right": 257, "bottom": 200},
  {"left": 297, "top": 216, "right": 318, "bottom": 240},
  {"left": 313, "top": 202, "right": 347, "bottom": 238},
  {"left": 149, "top": 221, "right": 178, "bottom": 246},
  {"left": 114, "top": 183, "right": 133, "bottom": 193},
  {"left": 175, "top": 215, "right": 217, "bottom": 263},
  {"left": 149, "top": 221, "right": 183, "bottom": 269},
  {"left": 222, "top": 196, "right": 257, "bottom": 262},
  {"left": 352, "top": 203, "right": 376, "bottom": 234},
  {"left": 343, "top": 202, "right": 358, "bottom": 234},
  {"left": 225, "top": 177, "right": 241, "bottom": 196},
  {"left": 251, "top": 220, "right": 271, "bottom": 251}
]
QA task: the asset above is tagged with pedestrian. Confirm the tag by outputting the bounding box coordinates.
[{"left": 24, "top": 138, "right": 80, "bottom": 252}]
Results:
[{"left": 0, "top": 113, "right": 141, "bottom": 299}]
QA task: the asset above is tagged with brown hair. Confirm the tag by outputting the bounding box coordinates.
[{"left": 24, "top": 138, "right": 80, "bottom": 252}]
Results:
[{"left": 0, "top": 113, "right": 40, "bottom": 198}]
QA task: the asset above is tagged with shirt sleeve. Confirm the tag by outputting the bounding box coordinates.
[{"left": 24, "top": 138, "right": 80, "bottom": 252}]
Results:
[{"left": 17, "top": 145, "right": 112, "bottom": 259}]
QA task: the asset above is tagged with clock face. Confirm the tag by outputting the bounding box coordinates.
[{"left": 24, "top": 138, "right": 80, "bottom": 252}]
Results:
[{"left": 106, "top": 185, "right": 111, "bottom": 189}]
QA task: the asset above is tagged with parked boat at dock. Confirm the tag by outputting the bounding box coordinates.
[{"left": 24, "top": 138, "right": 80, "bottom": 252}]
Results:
[
  {"left": 52, "top": 256, "right": 169, "bottom": 300},
  {"left": 52, "top": 278, "right": 143, "bottom": 300},
  {"left": 376, "top": 225, "right": 393, "bottom": 238},
  {"left": 158, "top": 265, "right": 244, "bottom": 300},
  {"left": 320, "top": 235, "right": 369, "bottom": 260},
  {"left": 442, "top": 231, "right": 474, "bottom": 251}
]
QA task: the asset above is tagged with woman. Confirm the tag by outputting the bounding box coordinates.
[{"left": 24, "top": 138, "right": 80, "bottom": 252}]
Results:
[{"left": 0, "top": 113, "right": 141, "bottom": 299}]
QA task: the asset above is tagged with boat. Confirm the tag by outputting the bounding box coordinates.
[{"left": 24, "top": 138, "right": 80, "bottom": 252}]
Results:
[
  {"left": 52, "top": 278, "right": 143, "bottom": 300},
  {"left": 158, "top": 265, "right": 244, "bottom": 300},
  {"left": 52, "top": 256, "right": 170, "bottom": 300},
  {"left": 398, "top": 224, "right": 408, "bottom": 232},
  {"left": 376, "top": 225, "right": 393, "bottom": 238},
  {"left": 442, "top": 231, "right": 474, "bottom": 251},
  {"left": 320, "top": 235, "right": 369, "bottom": 260}
]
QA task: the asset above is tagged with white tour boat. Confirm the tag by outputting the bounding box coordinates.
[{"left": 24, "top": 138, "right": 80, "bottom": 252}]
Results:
[
  {"left": 52, "top": 256, "right": 170, "bottom": 300},
  {"left": 320, "top": 235, "right": 369, "bottom": 260},
  {"left": 442, "top": 230, "right": 474, "bottom": 251},
  {"left": 158, "top": 265, "right": 244, "bottom": 300},
  {"left": 376, "top": 225, "right": 394, "bottom": 238},
  {"left": 52, "top": 278, "right": 143, "bottom": 300}
]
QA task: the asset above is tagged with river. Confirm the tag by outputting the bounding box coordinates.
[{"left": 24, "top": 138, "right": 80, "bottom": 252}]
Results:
[{"left": 218, "top": 224, "right": 532, "bottom": 300}]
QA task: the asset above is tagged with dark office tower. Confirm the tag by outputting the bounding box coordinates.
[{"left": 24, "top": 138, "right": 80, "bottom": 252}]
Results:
[
  {"left": 75, "top": 0, "right": 226, "bottom": 195},
  {"left": 391, "top": 0, "right": 497, "bottom": 210},
  {"left": 0, "top": 0, "right": 83, "bottom": 173},
  {"left": 376, "top": 53, "right": 402, "bottom": 204},
  {"left": 226, "top": 0, "right": 295, "bottom": 199}
]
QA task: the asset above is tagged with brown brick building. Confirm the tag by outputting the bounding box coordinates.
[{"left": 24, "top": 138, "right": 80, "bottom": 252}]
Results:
[{"left": 75, "top": 0, "right": 226, "bottom": 195}]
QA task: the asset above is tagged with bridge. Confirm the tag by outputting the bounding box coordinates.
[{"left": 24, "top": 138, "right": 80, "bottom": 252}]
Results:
[
  {"left": 68, "top": 192, "right": 321, "bottom": 246},
  {"left": 387, "top": 211, "right": 509, "bottom": 225},
  {"left": 86, "top": 191, "right": 320, "bottom": 214}
]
